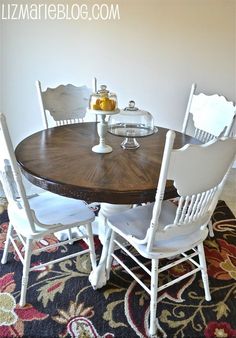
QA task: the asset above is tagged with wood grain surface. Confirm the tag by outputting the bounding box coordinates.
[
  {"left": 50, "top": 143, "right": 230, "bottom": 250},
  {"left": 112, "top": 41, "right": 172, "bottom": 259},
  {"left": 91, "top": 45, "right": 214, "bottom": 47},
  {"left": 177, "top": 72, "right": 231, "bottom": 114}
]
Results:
[{"left": 15, "top": 123, "right": 199, "bottom": 204}]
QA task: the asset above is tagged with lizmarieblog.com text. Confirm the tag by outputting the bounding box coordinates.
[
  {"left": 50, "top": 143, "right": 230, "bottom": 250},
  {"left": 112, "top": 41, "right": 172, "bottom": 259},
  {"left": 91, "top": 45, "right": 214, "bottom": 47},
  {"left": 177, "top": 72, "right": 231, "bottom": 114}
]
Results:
[{"left": 1, "top": 3, "right": 120, "bottom": 21}]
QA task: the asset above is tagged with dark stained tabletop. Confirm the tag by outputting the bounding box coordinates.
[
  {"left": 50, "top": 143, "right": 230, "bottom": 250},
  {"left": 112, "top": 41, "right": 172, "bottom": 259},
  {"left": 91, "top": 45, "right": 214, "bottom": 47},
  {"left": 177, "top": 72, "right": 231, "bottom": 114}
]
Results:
[{"left": 15, "top": 122, "right": 199, "bottom": 204}]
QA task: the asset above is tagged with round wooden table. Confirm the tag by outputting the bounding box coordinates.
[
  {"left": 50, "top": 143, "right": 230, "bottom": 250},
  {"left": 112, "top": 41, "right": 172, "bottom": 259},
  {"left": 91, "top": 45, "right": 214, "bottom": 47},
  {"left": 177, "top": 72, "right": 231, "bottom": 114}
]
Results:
[{"left": 15, "top": 122, "right": 199, "bottom": 204}]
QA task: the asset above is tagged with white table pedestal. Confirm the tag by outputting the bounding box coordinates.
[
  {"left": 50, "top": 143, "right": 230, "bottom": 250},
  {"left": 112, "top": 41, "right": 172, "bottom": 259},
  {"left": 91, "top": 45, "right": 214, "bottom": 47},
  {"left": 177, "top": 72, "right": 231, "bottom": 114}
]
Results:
[{"left": 89, "top": 203, "right": 132, "bottom": 289}]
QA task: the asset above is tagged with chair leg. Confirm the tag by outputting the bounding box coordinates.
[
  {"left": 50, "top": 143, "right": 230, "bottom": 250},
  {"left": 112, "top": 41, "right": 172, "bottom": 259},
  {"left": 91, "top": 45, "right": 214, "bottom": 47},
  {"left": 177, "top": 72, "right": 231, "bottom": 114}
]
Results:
[
  {"left": 208, "top": 220, "right": 214, "bottom": 237},
  {"left": 19, "top": 238, "right": 33, "bottom": 307},
  {"left": 149, "top": 259, "right": 159, "bottom": 337},
  {"left": 198, "top": 242, "right": 211, "bottom": 301},
  {"left": 1, "top": 223, "right": 13, "bottom": 264},
  {"left": 105, "top": 230, "right": 116, "bottom": 280},
  {"left": 68, "top": 228, "right": 73, "bottom": 245},
  {"left": 86, "top": 223, "right": 97, "bottom": 271}
]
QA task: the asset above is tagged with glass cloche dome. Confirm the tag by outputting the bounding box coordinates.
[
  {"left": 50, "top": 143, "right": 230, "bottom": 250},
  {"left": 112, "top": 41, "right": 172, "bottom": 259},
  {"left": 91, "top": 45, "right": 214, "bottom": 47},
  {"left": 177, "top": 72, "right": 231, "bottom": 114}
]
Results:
[
  {"left": 89, "top": 85, "right": 118, "bottom": 111},
  {"left": 108, "top": 100, "right": 155, "bottom": 149}
]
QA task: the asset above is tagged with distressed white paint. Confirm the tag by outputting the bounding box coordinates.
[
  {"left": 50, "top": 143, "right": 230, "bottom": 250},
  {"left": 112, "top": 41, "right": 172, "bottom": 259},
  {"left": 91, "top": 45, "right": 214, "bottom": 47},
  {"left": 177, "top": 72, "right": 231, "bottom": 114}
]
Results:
[
  {"left": 36, "top": 80, "right": 92, "bottom": 128},
  {"left": 105, "top": 131, "right": 236, "bottom": 336},
  {"left": 182, "top": 83, "right": 236, "bottom": 141},
  {"left": 0, "top": 113, "right": 97, "bottom": 307}
]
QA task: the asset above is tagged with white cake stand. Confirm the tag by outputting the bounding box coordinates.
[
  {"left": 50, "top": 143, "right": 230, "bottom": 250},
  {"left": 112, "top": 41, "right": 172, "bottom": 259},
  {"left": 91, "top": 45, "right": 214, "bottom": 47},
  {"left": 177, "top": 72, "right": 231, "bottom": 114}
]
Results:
[{"left": 88, "top": 109, "right": 120, "bottom": 154}]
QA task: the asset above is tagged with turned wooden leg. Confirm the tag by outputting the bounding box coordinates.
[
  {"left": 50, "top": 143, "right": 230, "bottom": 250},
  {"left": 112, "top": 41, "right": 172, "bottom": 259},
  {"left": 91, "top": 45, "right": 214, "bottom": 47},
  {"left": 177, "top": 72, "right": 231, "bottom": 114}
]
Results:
[
  {"left": 19, "top": 238, "right": 33, "bottom": 307},
  {"left": 198, "top": 242, "right": 211, "bottom": 301},
  {"left": 1, "top": 223, "right": 13, "bottom": 264},
  {"left": 149, "top": 259, "right": 159, "bottom": 337}
]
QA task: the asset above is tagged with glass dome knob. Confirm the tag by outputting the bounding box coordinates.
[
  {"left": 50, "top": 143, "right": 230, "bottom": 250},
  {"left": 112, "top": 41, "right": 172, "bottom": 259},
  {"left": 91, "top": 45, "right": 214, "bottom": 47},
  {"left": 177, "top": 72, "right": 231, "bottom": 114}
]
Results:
[{"left": 125, "top": 100, "right": 138, "bottom": 111}]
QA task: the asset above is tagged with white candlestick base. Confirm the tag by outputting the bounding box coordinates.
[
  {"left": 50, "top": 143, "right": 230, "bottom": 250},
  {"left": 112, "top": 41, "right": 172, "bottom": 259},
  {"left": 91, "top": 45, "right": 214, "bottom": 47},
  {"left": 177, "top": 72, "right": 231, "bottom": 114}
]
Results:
[{"left": 92, "top": 144, "right": 112, "bottom": 153}]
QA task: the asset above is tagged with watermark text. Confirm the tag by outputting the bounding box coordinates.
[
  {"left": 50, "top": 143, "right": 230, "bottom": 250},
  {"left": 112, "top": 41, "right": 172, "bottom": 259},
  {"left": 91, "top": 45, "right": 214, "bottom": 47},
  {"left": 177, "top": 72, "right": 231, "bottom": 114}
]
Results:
[{"left": 1, "top": 3, "right": 120, "bottom": 21}]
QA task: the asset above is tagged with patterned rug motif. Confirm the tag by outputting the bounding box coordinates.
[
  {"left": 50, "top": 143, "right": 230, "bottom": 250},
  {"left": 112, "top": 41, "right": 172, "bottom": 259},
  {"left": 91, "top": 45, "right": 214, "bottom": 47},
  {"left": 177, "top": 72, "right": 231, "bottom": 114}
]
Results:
[{"left": 0, "top": 200, "right": 236, "bottom": 338}]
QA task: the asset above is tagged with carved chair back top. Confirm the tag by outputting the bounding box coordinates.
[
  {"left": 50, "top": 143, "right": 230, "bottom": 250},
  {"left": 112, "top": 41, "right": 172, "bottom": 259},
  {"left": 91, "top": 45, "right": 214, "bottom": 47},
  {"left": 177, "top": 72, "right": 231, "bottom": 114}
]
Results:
[
  {"left": 182, "top": 83, "right": 236, "bottom": 142},
  {"left": 36, "top": 81, "right": 92, "bottom": 129},
  {"left": 146, "top": 130, "right": 236, "bottom": 251}
]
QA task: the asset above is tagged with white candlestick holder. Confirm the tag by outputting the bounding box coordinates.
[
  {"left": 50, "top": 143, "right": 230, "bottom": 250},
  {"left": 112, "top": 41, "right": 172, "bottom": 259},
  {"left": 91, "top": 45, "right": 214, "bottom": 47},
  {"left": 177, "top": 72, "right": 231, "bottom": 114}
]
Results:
[{"left": 88, "top": 109, "right": 120, "bottom": 154}]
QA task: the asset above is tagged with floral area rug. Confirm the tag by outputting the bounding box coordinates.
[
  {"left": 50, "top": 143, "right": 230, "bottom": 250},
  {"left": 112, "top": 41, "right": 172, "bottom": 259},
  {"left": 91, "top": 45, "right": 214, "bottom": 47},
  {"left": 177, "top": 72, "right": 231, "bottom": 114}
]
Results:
[{"left": 0, "top": 200, "right": 236, "bottom": 338}]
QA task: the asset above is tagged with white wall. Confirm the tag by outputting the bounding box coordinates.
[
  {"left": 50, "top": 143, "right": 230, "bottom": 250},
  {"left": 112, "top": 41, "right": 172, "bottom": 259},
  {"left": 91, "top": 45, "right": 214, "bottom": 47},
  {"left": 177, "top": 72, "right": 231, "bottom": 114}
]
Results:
[{"left": 1, "top": 0, "right": 236, "bottom": 146}]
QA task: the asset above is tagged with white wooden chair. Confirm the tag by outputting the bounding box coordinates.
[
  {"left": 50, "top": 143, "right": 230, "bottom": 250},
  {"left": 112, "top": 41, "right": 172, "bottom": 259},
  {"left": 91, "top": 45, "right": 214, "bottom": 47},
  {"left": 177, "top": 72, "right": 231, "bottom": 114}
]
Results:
[
  {"left": 36, "top": 80, "right": 93, "bottom": 129},
  {"left": 36, "top": 80, "right": 98, "bottom": 240},
  {"left": 106, "top": 130, "right": 236, "bottom": 337},
  {"left": 0, "top": 113, "right": 97, "bottom": 307},
  {"left": 182, "top": 83, "right": 236, "bottom": 142},
  {"left": 182, "top": 84, "right": 236, "bottom": 237}
]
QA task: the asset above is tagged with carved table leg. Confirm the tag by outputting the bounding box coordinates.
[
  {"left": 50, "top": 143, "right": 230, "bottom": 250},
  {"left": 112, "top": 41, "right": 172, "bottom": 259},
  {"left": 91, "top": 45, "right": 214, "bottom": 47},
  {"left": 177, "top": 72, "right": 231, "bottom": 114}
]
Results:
[{"left": 89, "top": 203, "right": 132, "bottom": 289}]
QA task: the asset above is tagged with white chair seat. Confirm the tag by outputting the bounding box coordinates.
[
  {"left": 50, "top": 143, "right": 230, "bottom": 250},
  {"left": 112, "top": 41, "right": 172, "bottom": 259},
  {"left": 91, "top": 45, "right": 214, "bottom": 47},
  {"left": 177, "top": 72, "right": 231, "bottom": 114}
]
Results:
[
  {"left": 108, "top": 201, "right": 175, "bottom": 241},
  {"left": 136, "top": 228, "right": 208, "bottom": 258},
  {"left": 8, "top": 191, "right": 95, "bottom": 238},
  {"left": 29, "top": 192, "right": 94, "bottom": 226},
  {"left": 108, "top": 200, "right": 208, "bottom": 258}
]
